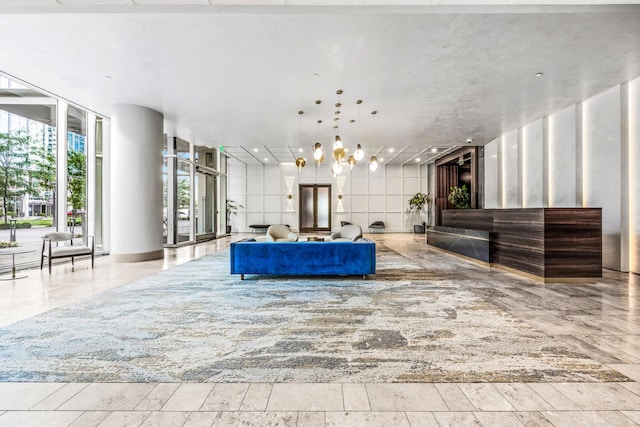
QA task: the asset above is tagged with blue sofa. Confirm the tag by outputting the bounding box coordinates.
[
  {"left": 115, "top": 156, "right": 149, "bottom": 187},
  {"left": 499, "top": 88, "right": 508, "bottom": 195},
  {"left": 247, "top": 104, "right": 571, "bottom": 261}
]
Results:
[{"left": 230, "top": 238, "right": 376, "bottom": 280}]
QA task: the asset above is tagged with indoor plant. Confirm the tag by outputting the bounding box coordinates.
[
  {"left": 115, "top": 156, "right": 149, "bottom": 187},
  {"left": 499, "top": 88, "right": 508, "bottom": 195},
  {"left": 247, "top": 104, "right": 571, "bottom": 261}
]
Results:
[
  {"left": 448, "top": 185, "right": 471, "bottom": 209},
  {"left": 225, "top": 199, "right": 244, "bottom": 233},
  {"left": 409, "top": 192, "right": 431, "bottom": 233}
]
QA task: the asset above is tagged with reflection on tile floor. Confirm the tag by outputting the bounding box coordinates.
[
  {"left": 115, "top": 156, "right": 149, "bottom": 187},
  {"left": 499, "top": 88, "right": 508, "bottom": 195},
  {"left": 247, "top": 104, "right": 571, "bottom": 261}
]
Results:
[{"left": 0, "top": 233, "right": 639, "bottom": 426}]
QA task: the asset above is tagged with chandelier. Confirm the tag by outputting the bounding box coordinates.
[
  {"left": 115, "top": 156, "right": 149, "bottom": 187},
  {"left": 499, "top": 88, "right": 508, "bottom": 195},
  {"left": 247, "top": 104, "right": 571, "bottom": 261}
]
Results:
[{"left": 295, "top": 90, "right": 375, "bottom": 176}]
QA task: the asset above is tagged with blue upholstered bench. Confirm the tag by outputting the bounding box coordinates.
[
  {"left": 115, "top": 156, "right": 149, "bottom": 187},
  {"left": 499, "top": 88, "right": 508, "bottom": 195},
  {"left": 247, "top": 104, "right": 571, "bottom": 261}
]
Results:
[{"left": 230, "top": 238, "right": 376, "bottom": 280}]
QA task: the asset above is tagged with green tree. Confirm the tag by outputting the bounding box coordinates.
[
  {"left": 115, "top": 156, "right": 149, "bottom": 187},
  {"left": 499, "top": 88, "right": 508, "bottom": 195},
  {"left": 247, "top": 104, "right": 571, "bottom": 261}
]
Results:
[
  {"left": 29, "top": 143, "right": 56, "bottom": 208},
  {"left": 177, "top": 177, "right": 190, "bottom": 209},
  {"left": 67, "top": 150, "right": 86, "bottom": 210},
  {"left": 0, "top": 130, "right": 33, "bottom": 222}
]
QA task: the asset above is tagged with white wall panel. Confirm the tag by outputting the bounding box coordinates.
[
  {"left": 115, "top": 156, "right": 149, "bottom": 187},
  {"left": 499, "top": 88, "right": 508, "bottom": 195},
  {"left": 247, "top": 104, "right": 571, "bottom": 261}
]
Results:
[
  {"left": 548, "top": 105, "right": 577, "bottom": 207},
  {"left": 264, "top": 195, "right": 281, "bottom": 212},
  {"left": 385, "top": 195, "right": 402, "bottom": 212},
  {"left": 368, "top": 195, "right": 385, "bottom": 211},
  {"left": 282, "top": 213, "right": 297, "bottom": 229},
  {"left": 521, "top": 119, "right": 544, "bottom": 207},
  {"left": 246, "top": 194, "right": 263, "bottom": 211},
  {"left": 583, "top": 85, "right": 622, "bottom": 270},
  {"left": 263, "top": 177, "right": 281, "bottom": 194},
  {"left": 352, "top": 195, "right": 368, "bottom": 212},
  {"left": 403, "top": 178, "right": 419, "bottom": 195},
  {"left": 369, "top": 177, "right": 385, "bottom": 194},
  {"left": 245, "top": 213, "right": 263, "bottom": 227},
  {"left": 386, "top": 213, "right": 403, "bottom": 229},
  {"left": 246, "top": 166, "right": 262, "bottom": 177},
  {"left": 484, "top": 138, "right": 499, "bottom": 208},
  {"left": 501, "top": 130, "right": 519, "bottom": 208},
  {"left": 264, "top": 212, "right": 281, "bottom": 225},
  {"left": 351, "top": 178, "right": 368, "bottom": 194},
  {"left": 246, "top": 177, "right": 263, "bottom": 193},
  {"left": 386, "top": 164, "right": 402, "bottom": 177},
  {"left": 629, "top": 76, "right": 640, "bottom": 274},
  {"left": 351, "top": 213, "right": 368, "bottom": 229},
  {"left": 265, "top": 165, "right": 281, "bottom": 177},
  {"left": 228, "top": 159, "right": 431, "bottom": 232}
]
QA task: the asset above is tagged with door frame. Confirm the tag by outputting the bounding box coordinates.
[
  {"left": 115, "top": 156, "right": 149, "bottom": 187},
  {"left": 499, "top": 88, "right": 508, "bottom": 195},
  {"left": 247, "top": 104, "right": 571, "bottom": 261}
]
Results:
[{"left": 299, "top": 184, "right": 332, "bottom": 233}]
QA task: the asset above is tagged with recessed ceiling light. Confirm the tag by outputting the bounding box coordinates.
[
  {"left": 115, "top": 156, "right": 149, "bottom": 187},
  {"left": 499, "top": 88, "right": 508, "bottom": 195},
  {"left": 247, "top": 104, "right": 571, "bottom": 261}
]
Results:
[
  {"left": 313, "top": 73, "right": 319, "bottom": 78},
  {"left": 379, "top": 158, "right": 384, "bottom": 162},
  {"left": 253, "top": 148, "right": 258, "bottom": 152},
  {"left": 388, "top": 148, "right": 394, "bottom": 153},
  {"left": 298, "top": 148, "right": 303, "bottom": 153},
  {"left": 535, "top": 72, "right": 544, "bottom": 77},
  {"left": 264, "top": 158, "right": 268, "bottom": 162},
  {"left": 104, "top": 75, "right": 111, "bottom": 79},
  {"left": 416, "top": 158, "right": 421, "bottom": 162},
  {"left": 431, "top": 148, "right": 437, "bottom": 153}
]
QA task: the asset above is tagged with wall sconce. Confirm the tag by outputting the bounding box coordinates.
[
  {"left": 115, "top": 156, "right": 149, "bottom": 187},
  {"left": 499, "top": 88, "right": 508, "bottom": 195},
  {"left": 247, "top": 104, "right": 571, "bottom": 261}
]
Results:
[
  {"left": 286, "top": 193, "right": 295, "bottom": 212},
  {"left": 295, "top": 157, "right": 306, "bottom": 172}
]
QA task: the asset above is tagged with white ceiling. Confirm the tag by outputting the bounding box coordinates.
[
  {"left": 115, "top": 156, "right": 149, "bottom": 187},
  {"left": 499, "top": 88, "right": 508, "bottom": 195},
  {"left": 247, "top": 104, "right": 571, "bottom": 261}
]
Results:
[{"left": 0, "top": 2, "right": 639, "bottom": 166}]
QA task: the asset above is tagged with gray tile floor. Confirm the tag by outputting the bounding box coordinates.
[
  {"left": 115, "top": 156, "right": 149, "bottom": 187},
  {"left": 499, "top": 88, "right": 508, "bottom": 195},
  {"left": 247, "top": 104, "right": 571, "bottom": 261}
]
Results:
[{"left": 0, "top": 233, "right": 639, "bottom": 426}]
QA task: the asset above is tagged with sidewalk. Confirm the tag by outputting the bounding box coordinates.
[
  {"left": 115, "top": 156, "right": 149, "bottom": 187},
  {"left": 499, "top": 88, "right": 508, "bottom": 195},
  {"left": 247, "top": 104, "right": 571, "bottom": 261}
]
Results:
[{"left": 0, "top": 225, "right": 55, "bottom": 274}]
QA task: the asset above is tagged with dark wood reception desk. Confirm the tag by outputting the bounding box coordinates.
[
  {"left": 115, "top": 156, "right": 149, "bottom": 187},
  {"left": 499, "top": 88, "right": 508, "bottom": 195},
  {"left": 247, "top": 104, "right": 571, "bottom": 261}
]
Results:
[{"left": 433, "top": 208, "right": 602, "bottom": 282}]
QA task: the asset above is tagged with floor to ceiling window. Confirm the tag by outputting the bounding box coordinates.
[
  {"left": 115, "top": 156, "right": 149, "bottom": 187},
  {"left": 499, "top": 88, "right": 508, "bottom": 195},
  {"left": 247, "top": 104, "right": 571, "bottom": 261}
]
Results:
[
  {"left": 0, "top": 74, "right": 103, "bottom": 271},
  {"left": 66, "top": 105, "right": 87, "bottom": 236}
]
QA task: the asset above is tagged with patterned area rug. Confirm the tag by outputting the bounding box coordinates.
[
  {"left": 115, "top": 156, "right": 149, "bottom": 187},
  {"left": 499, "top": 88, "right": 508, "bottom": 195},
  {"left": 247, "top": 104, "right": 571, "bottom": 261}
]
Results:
[{"left": 0, "top": 244, "right": 628, "bottom": 383}]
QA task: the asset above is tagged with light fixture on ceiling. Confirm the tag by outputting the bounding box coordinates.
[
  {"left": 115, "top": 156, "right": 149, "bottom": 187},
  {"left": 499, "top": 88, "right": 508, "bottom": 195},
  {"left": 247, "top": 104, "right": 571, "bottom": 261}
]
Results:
[
  {"left": 295, "top": 110, "right": 306, "bottom": 173},
  {"left": 535, "top": 72, "right": 544, "bottom": 77},
  {"left": 369, "top": 110, "right": 378, "bottom": 172},
  {"left": 297, "top": 90, "right": 368, "bottom": 175},
  {"left": 348, "top": 155, "right": 356, "bottom": 170},
  {"left": 431, "top": 148, "right": 438, "bottom": 153},
  {"left": 354, "top": 144, "right": 364, "bottom": 161},
  {"left": 313, "top": 142, "right": 324, "bottom": 162}
]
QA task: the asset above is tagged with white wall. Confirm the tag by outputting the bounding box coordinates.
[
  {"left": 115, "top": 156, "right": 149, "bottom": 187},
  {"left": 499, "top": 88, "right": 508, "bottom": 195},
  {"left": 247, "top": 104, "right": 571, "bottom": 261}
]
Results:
[
  {"left": 630, "top": 77, "right": 640, "bottom": 274},
  {"left": 228, "top": 161, "right": 428, "bottom": 233},
  {"left": 548, "top": 105, "right": 578, "bottom": 207},
  {"left": 482, "top": 75, "right": 640, "bottom": 273},
  {"left": 484, "top": 138, "right": 499, "bottom": 208},
  {"left": 583, "top": 86, "right": 623, "bottom": 270},
  {"left": 501, "top": 130, "right": 519, "bottom": 208},
  {"left": 521, "top": 119, "right": 544, "bottom": 207}
]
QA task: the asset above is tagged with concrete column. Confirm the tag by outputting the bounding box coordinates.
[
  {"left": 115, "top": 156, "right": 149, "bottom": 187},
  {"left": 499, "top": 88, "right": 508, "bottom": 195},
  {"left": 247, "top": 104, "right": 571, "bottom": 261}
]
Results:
[{"left": 110, "top": 104, "right": 164, "bottom": 262}]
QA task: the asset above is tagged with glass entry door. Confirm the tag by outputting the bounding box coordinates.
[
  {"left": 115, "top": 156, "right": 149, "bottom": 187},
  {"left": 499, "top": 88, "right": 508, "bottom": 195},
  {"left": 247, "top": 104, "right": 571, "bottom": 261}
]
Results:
[
  {"left": 195, "top": 171, "right": 216, "bottom": 240},
  {"left": 299, "top": 184, "right": 331, "bottom": 233}
]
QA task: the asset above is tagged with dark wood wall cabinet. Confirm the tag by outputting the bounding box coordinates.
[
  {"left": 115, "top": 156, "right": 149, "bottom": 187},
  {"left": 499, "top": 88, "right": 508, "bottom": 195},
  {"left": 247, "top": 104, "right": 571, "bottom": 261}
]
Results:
[
  {"left": 434, "top": 208, "right": 602, "bottom": 282},
  {"left": 434, "top": 147, "right": 479, "bottom": 226}
]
